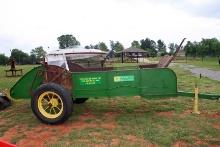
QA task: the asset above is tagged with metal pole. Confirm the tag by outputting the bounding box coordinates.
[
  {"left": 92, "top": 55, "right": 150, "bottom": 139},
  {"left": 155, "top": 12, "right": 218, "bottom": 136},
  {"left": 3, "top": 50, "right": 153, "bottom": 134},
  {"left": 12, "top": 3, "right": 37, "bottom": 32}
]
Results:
[{"left": 121, "top": 52, "right": 124, "bottom": 63}]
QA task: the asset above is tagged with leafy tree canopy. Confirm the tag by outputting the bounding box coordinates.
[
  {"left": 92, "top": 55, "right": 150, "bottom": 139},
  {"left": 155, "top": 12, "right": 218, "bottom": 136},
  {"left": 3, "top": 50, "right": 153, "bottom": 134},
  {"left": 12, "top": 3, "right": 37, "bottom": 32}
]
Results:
[
  {"left": 84, "top": 42, "right": 108, "bottom": 51},
  {"left": 57, "top": 34, "right": 80, "bottom": 49},
  {"left": 98, "top": 42, "right": 108, "bottom": 51},
  {"left": 0, "top": 54, "right": 9, "bottom": 65},
  {"left": 110, "top": 40, "right": 124, "bottom": 52},
  {"left": 184, "top": 38, "right": 220, "bottom": 61},
  {"left": 31, "top": 46, "right": 46, "bottom": 62},
  {"left": 157, "top": 39, "right": 166, "bottom": 55},
  {"left": 140, "top": 38, "right": 157, "bottom": 57},
  {"left": 168, "top": 43, "right": 178, "bottom": 55},
  {"left": 131, "top": 40, "right": 141, "bottom": 49},
  {"left": 11, "top": 49, "right": 30, "bottom": 64}
]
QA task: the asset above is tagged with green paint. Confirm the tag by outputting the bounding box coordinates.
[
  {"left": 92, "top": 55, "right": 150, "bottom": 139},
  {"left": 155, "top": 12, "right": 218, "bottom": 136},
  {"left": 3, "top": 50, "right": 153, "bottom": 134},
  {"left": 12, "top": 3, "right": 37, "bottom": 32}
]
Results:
[
  {"left": 10, "top": 66, "right": 44, "bottom": 99},
  {"left": 72, "top": 68, "right": 178, "bottom": 98},
  {"left": 80, "top": 77, "right": 101, "bottom": 85},
  {"left": 11, "top": 66, "right": 220, "bottom": 100},
  {"left": 114, "top": 75, "right": 134, "bottom": 82}
]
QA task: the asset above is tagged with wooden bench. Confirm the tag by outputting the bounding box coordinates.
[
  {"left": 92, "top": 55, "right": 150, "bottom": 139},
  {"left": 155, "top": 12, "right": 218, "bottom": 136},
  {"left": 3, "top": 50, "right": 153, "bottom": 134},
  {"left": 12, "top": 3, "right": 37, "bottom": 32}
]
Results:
[{"left": 5, "top": 69, "right": 23, "bottom": 77}]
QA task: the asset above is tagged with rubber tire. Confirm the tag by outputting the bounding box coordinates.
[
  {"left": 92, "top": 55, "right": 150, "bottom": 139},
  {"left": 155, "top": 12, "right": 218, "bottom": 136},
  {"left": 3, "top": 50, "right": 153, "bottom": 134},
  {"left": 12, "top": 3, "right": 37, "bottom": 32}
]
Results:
[
  {"left": 0, "top": 96, "right": 11, "bottom": 110},
  {"left": 73, "top": 98, "right": 88, "bottom": 104},
  {"left": 31, "top": 83, "right": 73, "bottom": 124}
]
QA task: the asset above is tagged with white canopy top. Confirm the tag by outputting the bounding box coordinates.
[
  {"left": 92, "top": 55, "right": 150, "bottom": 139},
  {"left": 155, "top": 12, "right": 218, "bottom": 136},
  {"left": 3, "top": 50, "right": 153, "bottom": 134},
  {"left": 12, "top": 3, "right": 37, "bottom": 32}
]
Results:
[
  {"left": 45, "top": 48, "right": 107, "bottom": 71},
  {"left": 47, "top": 48, "right": 107, "bottom": 55}
]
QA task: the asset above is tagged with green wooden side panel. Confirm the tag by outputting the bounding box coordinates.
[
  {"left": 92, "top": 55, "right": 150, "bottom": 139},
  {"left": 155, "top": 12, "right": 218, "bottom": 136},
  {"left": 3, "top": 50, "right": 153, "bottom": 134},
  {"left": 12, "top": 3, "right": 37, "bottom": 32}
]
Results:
[
  {"left": 140, "top": 68, "right": 177, "bottom": 97},
  {"left": 10, "top": 65, "right": 219, "bottom": 100},
  {"left": 10, "top": 66, "right": 44, "bottom": 99},
  {"left": 72, "top": 68, "right": 177, "bottom": 98}
]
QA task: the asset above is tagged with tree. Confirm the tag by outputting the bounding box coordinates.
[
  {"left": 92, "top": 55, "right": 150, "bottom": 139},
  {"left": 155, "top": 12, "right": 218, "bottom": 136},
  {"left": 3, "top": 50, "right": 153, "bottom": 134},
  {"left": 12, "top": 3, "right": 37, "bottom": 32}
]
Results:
[
  {"left": 110, "top": 40, "right": 115, "bottom": 51},
  {"left": 157, "top": 39, "right": 166, "bottom": 56},
  {"left": 198, "top": 40, "right": 207, "bottom": 61},
  {"left": 168, "top": 43, "right": 179, "bottom": 55},
  {"left": 85, "top": 42, "right": 108, "bottom": 51},
  {"left": 87, "top": 45, "right": 94, "bottom": 49},
  {"left": 57, "top": 34, "right": 80, "bottom": 49},
  {"left": 85, "top": 45, "right": 90, "bottom": 49},
  {"left": 31, "top": 46, "right": 46, "bottom": 63},
  {"left": 184, "top": 41, "right": 197, "bottom": 58},
  {"left": 98, "top": 42, "right": 108, "bottom": 51},
  {"left": 30, "top": 54, "right": 37, "bottom": 64},
  {"left": 183, "top": 38, "right": 220, "bottom": 62},
  {"left": 140, "top": 38, "right": 157, "bottom": 57},
  {"left": 131, "top": 40, "right": 141, "bottom": 48},
  {"left": 0, "top": 54, "right": 9, "bottom": 65},
  {"left": 84, "top": 44, "right": 97, "bottom": 49},
  {"left": 110, "top": 40, "right": 124, "bottom": 52},
  {"left": 168, "top": 43, "right": 175, "bottom": 55},
  {"left": 11, "top": 49, "right": 31, "bottom": 64},
  {"left": 93, "top": 44, "right": 99, "bottom": 49},
  {"left": 212, "top": 39, "right": 220, "bottom": 60}
]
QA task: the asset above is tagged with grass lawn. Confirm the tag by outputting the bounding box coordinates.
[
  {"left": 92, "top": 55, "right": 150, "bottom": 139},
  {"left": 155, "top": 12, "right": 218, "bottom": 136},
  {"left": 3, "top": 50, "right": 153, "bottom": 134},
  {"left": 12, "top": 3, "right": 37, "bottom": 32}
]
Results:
[
  {"left": 0, "top": 63, "right": 219, "bottom": 146},
  {"left": 171, "top": 66, "right": 220, "bottom": 94},
  {"left": 177, "top": 57, "right": 220, "bottom": 71},
  {"left": 0, "top": 65, "right": 39, "bottom": 90}
]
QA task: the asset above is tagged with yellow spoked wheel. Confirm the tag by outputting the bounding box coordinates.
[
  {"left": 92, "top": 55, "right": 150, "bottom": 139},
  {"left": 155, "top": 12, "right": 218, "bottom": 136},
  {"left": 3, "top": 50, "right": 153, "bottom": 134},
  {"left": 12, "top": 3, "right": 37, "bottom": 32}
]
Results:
[
  {"left": 32, "top": 83, "right": 73, "bottom": 124},
  {"left": 38, "top": 91, "right": 63, "bottom": 119}
]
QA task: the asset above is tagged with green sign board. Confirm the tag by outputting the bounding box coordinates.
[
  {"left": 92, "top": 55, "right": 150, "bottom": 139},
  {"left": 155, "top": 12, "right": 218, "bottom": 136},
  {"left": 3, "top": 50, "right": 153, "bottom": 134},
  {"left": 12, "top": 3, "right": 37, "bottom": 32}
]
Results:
[
  {"left": 80, "top": 77, "right": 102, "bottom": 85},
  {"left": 114, "top": 75, "right": 134, "bottom": 82}
]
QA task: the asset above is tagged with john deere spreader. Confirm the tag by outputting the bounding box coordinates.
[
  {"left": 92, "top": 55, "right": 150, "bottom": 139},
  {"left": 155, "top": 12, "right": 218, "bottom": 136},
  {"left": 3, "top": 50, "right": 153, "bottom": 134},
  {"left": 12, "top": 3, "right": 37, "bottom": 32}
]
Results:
[{"left": 4, "top": 39, "right": 220, "bottom": 124}]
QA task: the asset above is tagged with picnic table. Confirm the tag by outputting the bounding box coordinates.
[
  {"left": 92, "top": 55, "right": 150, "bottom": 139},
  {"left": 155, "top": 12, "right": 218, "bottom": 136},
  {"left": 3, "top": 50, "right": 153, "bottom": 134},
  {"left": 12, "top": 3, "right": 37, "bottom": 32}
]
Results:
[{"left": 5, "top": 69, "right": 23, "bottom": 77}]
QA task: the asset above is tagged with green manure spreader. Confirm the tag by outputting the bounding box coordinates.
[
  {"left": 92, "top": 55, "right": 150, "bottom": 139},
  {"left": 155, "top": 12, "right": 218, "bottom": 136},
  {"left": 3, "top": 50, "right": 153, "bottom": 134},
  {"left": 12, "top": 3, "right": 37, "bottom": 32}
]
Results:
[{"left": 2, "top": 38, "right": 220, "bottom": 124}]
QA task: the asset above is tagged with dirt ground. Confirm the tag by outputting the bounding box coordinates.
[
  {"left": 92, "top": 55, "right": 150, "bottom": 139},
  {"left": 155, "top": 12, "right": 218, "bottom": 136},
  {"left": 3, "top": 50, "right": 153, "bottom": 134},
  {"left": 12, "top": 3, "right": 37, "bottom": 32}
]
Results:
[
  {"left": 1, "top": 110, "right": 219, "bottom": 147},
  {"left": 0, "top": 111, "right": 157, "bottom": 147},
  {"left": 0, "top": 111, "right": 116, "bottom": 147},
  {"left": 0, "top": 95, "right": 219, "bottom": 147}
]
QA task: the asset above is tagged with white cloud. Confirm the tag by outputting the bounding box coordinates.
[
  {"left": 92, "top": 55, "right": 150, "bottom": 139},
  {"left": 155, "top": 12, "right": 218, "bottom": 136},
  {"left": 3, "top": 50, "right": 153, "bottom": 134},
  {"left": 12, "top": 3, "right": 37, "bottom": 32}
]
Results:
[{"left": 0, "top": 0, "right": 220, "bottom": 56}]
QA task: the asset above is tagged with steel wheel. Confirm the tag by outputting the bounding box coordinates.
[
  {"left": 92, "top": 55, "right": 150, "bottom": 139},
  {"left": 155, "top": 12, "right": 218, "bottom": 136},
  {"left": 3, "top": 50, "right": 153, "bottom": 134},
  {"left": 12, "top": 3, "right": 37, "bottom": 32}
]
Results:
[
  {"left": 32, "top": 83, "right": 73, "bottom": 124},
  {"left": 38, "top": 91, "right": 63, "bottom": 119}
]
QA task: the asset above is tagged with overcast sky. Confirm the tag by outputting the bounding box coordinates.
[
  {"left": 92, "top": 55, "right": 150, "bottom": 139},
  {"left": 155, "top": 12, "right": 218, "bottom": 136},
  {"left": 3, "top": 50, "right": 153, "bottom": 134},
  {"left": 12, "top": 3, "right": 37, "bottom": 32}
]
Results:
[{"left": 0, "top": 0, "right": 220, "bottom": 56}]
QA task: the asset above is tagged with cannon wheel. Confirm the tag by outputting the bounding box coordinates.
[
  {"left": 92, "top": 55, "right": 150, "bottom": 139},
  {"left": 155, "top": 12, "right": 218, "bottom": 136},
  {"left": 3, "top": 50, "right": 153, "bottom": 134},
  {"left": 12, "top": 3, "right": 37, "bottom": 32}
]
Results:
[
  {"left": 31, "top": 83, "right": 73, "bottom": 124},
  {"left": 73, "top": 98, "right": 88, "bottom": 104}
]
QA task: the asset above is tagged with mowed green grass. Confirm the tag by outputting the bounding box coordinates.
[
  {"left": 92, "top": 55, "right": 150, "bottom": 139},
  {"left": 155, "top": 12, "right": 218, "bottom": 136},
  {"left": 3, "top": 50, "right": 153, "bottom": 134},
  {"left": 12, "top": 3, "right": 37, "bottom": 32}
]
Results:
[
  {"left": 0, "top": 62, "right": 219, "bottom": 146},
  {"left": 171, "top": 66, "right": 220, "bottom": 94},
  {"left": 178, "top": 57, "right": 220, "bottom": 71},
  {"left": 0, "top": 65, "right": 39, "bottom": 90}
]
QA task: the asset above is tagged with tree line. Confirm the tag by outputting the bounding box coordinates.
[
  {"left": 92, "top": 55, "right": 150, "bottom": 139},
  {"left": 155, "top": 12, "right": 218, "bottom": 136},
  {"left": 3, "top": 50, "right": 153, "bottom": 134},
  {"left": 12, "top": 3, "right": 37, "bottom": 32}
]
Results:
[
  {"left": 0, "top": 34, "right": 219, "bottom": 65},
  {"left": 0, "top": 46, "right": 46, "bottom": 65},
  {"left": 184, "top": 38, "right": 220, "bottom": 60},
  {"left": 58, "top": 34, "right": 179, "bottom": 57}
]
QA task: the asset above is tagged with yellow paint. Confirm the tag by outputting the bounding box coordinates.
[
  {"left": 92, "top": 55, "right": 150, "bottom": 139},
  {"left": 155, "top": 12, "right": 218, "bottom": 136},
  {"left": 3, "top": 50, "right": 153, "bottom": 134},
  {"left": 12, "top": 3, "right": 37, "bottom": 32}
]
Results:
[
  {"left": 193, "top": 87, "right": 200, "bottom": 114},
  {"left": 38, "top": 91, "right": 63, "bottom": 119}
]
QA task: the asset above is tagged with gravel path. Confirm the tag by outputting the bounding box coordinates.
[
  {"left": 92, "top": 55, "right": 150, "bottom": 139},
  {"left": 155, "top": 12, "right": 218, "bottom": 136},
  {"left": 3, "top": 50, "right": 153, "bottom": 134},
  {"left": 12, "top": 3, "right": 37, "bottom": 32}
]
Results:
[{"left": 178, "top": 64, "right": 220, "bottom": 81}]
